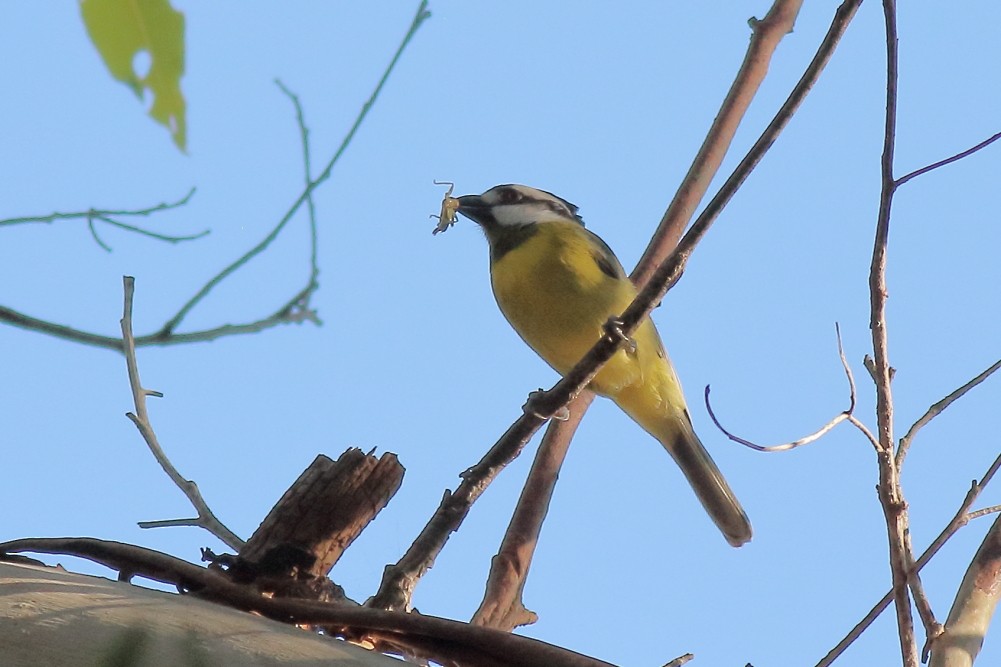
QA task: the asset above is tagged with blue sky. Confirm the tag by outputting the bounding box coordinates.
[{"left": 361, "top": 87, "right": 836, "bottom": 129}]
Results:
[{"left": 2, "top": 2, "right": 1000, "bottom": 665}]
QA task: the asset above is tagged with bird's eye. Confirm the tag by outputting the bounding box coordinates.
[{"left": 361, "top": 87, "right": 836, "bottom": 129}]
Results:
[{"left": 500, "top": 189, "right": 522, "bottom": 204}]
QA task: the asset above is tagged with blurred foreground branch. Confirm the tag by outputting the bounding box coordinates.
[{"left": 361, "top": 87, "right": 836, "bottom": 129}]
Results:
[{"left": 0, "top": 1, "right": 431, "bottom": 352}]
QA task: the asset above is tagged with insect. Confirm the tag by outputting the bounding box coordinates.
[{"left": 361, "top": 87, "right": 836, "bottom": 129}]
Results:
[{"left": 430, "top": 180, "right": 459, "bottom": 235}]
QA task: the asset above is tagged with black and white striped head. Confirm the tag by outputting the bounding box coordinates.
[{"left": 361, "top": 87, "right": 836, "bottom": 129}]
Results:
[{"left": 456, "top": 184, "right": 584, "bottom": 230}]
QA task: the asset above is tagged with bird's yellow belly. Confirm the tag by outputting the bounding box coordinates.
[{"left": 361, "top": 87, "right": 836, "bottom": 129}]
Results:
[{"left": 489, "top": 226, "right": 649, "bottom": 395}]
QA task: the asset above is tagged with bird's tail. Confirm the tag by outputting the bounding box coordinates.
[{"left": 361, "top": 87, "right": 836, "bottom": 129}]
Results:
[
  {"left": 662, "top": 417, "right": 752, "bottom": 547},
  {"left": 614, "top": 381, "right": 752, "bottom": 547}
]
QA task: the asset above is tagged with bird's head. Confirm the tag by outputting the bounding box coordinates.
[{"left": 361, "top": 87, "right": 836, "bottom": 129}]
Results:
[{"left": 456, "top": 184, "right": 584, "bottom": 230}]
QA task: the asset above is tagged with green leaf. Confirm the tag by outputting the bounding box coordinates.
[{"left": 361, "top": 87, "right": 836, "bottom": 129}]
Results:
[{"left": 80, "top": 0, "right": 187, "bottom": 151}]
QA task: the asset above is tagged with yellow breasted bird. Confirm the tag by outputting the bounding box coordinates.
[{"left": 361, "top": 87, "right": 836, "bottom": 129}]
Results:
[{"left": 453, "top": 184, "right": 752, "bottom": 547}]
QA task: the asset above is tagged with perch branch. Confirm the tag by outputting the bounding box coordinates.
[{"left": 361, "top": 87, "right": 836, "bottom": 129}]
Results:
[
  {"left": 375, "top": 0, "right": 862, "bottom": 612},
  {"left": 121, "top": 276, "right": 244, "bottom": 550}
]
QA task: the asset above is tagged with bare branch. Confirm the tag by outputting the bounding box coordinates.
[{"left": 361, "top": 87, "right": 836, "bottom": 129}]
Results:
[
  {"left": 705, "top": 323, "right": 857, "bottom": 452},
  {"left": 867, "top": 1, "right": 920, "bottom": 663},
  {"left": 632, "top": 0, "right": 806, "bottom": 284},
  {"left": 0, "top": 282, "right": 319, "bottom": 351},
  {"left": 896, "top": 131, "right": 1001, "bottom": 187},
  {"left": 120, "top": 276, "right": 244, "bottom": 550},
  {"left": 275, "top": 78, "right": 320, "bottom": 290},
  {"left": 816, "top": 452, "right": 1001, "bottom": 666},
  {"left": 896, "top": 358, "right": 1001, "bottom": 469},
  {"left": 472, "top": 392, "right": 594, "bottom": 631}
]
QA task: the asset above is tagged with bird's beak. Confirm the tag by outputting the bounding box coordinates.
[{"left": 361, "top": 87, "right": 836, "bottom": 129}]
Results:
[{"left": 455, "top": 194, "right": 492, "bottom": 226}]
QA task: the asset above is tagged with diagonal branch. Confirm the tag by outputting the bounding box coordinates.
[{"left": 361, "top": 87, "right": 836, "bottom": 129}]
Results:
[
  {"left": 896, "top": 131, "right": 1001, "bottom": 187},
  {"left": 896, "top": 358, "right": 1001, "bottom": 469}
]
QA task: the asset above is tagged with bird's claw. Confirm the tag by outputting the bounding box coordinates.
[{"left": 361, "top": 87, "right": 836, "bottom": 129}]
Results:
[{"left": 603, "top": 316, "right": 637, "bottom": 355}]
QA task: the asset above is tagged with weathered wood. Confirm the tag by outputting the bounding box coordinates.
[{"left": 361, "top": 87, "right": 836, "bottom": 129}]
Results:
[{"left": 241, "top": 449, "right": 405, "bottom": 580}]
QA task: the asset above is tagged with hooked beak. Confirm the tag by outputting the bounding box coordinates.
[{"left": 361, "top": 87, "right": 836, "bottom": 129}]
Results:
[{"left": 455, "top": 194, "right": 492, "bottom": 226}]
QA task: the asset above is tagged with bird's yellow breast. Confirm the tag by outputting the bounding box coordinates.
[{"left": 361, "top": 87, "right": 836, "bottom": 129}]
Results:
[{"left": 488, "top": 221, "right": 671, "bottom": 400}]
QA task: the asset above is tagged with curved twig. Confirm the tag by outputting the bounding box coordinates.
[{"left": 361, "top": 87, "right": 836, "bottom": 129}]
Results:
[{"left": 705, "top": 323, "right": 859, "bottom": 452}]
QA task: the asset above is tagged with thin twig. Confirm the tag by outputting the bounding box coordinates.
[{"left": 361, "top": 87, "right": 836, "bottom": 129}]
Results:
[
  {"left": 159, "top": 1, "right": 430, "bottom": 336},
  {"left": 5, "top": 189, "right": 207, "bottom": 251},
  {"left": 120, "top": 276, "right": 244, "bottom": 550},
  {"left": 0, "top": 187, "right": 199, "bottom": 232},
  {"left": 896, "top": 358, "right": 1001, "bottom": 469},
  {"left": 0, "top": 282, "right": 319, "bottom": 351},
  {"left": 816, "top": 452, "right": 1001, "bottom": 666},
  {"left": 895, "top": 131, "right": 1001, "bottom": 187},
  {"left": 275, "top": 79, "right": 320, "bottom": 290},
  {"left": 375, "top": 0, "right": 860, "bottom": 613},
  {"left": 706, "top": 323, "right": 857, "bottom": 452}
]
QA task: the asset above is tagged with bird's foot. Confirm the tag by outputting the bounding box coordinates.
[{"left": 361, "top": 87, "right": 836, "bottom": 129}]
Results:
[{"left": 603, "top": 316, "right": 637, "bottom": 355}]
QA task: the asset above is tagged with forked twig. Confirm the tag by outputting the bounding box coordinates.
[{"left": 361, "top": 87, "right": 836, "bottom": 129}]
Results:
[
  {"left": 120, "top": 277, "right": 244, "bottom": 550},
  {"left": 0, "top": 188, "right": 206, "bottom": 251}
]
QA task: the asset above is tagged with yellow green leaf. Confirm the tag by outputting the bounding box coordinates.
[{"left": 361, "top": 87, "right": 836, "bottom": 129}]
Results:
[{"left": 80, "top": 0, "right": 187, "bottom": 151}]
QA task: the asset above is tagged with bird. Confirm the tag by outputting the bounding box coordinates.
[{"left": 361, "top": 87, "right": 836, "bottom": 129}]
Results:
[{"left": 452, "top": 183, "right": 752, "bottom": 547}]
